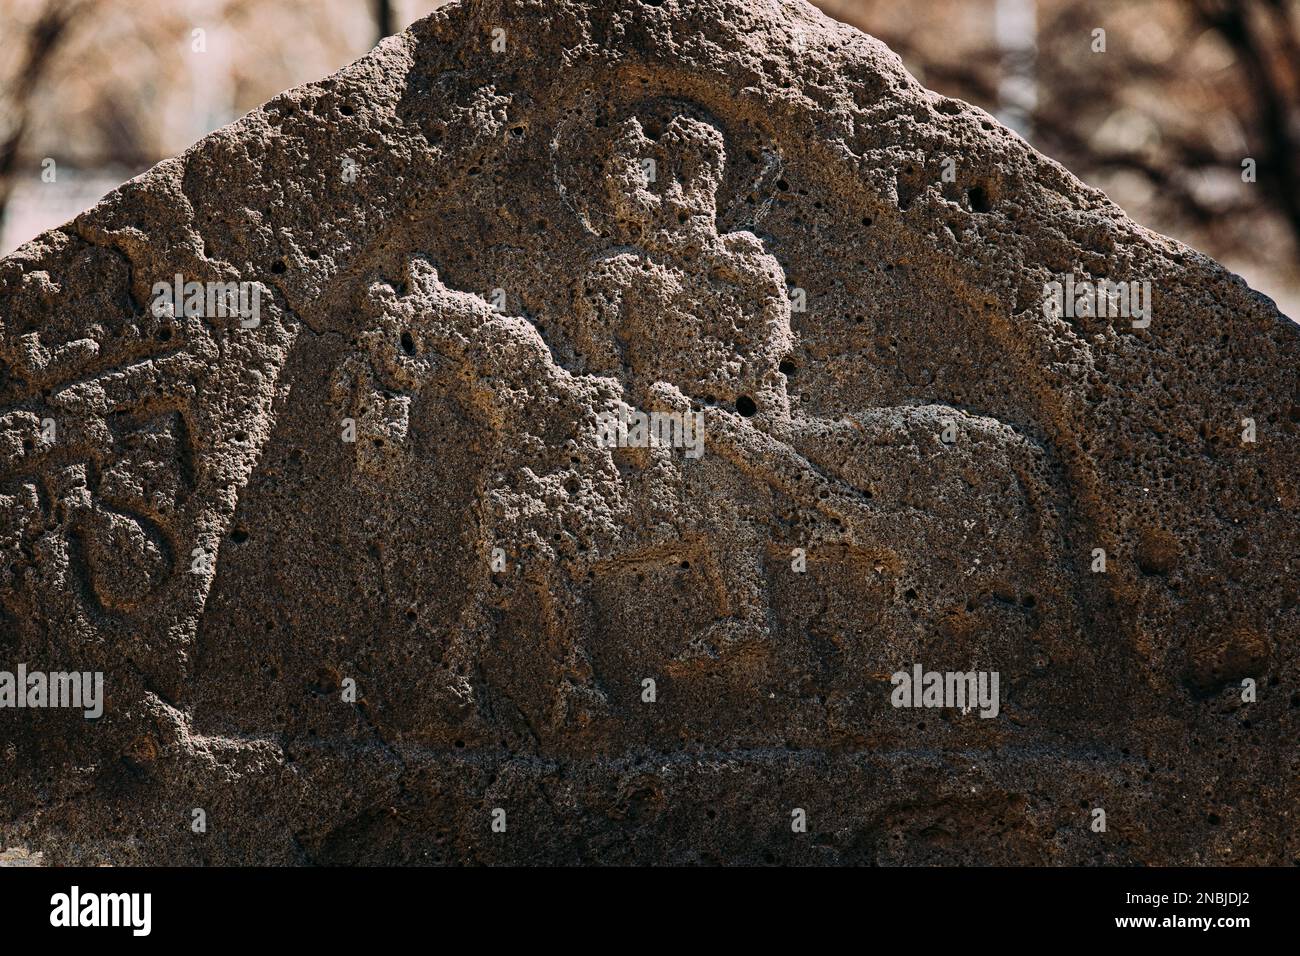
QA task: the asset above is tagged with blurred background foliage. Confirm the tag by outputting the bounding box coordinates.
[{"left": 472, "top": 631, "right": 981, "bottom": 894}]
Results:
[{"left": 1, "top": 0, "right": 1297, "bottom": 316}]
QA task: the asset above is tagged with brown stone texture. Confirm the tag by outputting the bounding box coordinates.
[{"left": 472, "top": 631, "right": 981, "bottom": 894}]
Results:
[{"left": 1, "top": 0, "right": 1297, "bottom": 865}]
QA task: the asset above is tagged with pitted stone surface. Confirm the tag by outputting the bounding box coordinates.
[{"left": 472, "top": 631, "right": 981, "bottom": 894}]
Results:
[{"left": 1, "top": 0, "right": 1297, "bottom": 865}]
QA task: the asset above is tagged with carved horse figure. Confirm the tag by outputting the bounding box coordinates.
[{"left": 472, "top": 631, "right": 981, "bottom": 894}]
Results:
[{"left": 338, "top": 108, "right": 1070, "bottom": 740}]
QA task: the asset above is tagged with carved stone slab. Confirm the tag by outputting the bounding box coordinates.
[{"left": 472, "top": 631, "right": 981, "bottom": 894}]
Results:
[{"left": 1, "top": 0, "right": 1296, "bottom": 865}]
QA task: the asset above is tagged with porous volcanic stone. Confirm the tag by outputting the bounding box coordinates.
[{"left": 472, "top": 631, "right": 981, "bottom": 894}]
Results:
[{"left": 1, "top": 0, "right": 1297, "bottom": 865}]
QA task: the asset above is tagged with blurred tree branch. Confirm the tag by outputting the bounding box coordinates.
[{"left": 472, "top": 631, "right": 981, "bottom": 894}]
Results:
[
  {"left": 374, "top": 0, "right": 393, "bottom": 42},
  {"left": 1192, "top": 0, "right": 1300, "bottom": 242},
  {"left": 0, "top": 0, "right": 83, "bottom": 235}
]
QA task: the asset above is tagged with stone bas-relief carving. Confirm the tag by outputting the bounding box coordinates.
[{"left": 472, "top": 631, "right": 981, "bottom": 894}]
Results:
[
  {"left": 328, "top": 109, "right": 1071, "bottom": 742},
  {"left": 1, "top": 0, "right": 1297, "bottom": 865}
]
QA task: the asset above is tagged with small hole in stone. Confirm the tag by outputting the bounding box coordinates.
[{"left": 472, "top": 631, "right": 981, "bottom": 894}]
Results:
[
  {"left": 400, "top": 331, "right": 416, "bottom": 356},
  {"left": 736, "top": 395, "right": 757, "bottom": 417},
  {"left": 776, "top": 179, "right": 790, "bottom": 191},
  {"left": 157, "top": 327, "right": 173, "bottom": 342},
  {"left": 231, "top": 526, "right": 249, "bottom": 544},
  {"left": 271, "top": 260, "right": 287, "bottom": 274},
  {"left": 968, "top": 186, "right": 991, "bottom": 213},
  {"left": 779, "top": 358, "right": 796, "bottom": 375}
]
